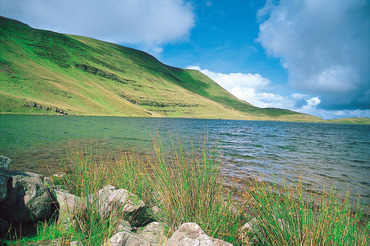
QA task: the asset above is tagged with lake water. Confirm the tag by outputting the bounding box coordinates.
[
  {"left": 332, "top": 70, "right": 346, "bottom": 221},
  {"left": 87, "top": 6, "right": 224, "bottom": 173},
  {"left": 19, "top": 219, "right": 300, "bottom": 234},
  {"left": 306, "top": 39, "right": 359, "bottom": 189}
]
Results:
[{"left": 1, "top": 114, "right": 369, "bottom": 204}]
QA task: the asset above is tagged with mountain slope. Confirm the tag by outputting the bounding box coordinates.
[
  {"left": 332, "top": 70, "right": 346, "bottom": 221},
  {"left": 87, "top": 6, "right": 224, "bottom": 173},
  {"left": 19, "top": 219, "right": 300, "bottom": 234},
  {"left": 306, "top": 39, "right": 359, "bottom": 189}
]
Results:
[{"left": 0, "top": 17, "right": 320, "bottom": 121}]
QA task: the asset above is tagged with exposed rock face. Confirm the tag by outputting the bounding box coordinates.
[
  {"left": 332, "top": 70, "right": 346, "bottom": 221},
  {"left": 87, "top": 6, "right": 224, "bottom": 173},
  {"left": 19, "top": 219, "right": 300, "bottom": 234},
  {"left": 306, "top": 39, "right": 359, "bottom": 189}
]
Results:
[
  {"left": 0, "top": 170, "right": 57, "bottom": 222},
  {"left": 164, "top": 222, "right": 232, "bottom": 246}
]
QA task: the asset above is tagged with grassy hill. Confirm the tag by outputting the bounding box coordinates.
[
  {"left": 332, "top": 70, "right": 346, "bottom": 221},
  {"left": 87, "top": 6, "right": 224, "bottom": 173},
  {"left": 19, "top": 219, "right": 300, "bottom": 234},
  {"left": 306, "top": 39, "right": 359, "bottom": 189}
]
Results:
[
  {"left": 325, "top": 117, "right": 370, "bottom": 124},
  {"left": 0, "top": 16, "right": 320, "bottom": 121}
]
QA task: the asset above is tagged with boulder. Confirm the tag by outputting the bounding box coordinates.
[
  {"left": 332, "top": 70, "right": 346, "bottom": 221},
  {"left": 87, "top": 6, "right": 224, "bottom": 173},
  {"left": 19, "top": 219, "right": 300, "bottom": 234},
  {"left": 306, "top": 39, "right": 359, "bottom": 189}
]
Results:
[
  {"left": 0, "top": 169, "right": 10, "bottom": 202},
  {"left": 0, "top": 156, "right": 11, "bottom": 201},
  {"left": 164, "top": 222, "right": 232, "bottom": 246},
  {"left": 0, "top": 171, "right": 57, "bottom": 222},
  {"left": 53, "top": 189, "right": 82, "bottom": 226},
  {"left": 137, "top": 221, "right": 166, "bottom": 245},
  {"left": 115, "top": 219, "right": 132, "bottom": 233},
  {"left": 108, "top": 231, "right": 151, "bottom": 246},
  {"left": 88, "top": 185, "right": 146, "bottom": 226},
  {"left": 0, "top": 156, "right": 12, "bottom": 170}
]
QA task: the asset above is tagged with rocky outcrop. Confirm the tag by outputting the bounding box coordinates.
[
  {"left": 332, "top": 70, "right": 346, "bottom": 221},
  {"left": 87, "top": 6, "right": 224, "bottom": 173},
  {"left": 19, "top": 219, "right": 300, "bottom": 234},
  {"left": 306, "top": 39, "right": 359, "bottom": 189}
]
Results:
[
  {"left": 0, "top": 170, "right": 57, "bottom": 222},
  {"left": 24, "top": 101, "right": 69, "bottom": 115},
  {"left": 164, "top": 222, "right": 233, "bottom": 246}
]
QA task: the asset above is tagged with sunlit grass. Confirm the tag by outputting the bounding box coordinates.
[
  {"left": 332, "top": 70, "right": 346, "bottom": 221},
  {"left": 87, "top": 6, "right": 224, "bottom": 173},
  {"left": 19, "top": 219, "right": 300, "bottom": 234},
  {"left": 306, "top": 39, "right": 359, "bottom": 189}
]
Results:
[
  {"left": 241, "top": 176, "right": 369, "bottom": 245},
  {"left": 146, "top": 136, "right": 244, "bottom": 243}
]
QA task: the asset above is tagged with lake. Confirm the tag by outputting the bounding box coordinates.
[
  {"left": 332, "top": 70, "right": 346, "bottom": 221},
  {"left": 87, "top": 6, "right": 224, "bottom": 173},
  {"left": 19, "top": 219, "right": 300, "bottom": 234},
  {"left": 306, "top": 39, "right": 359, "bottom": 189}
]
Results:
[{"left": 1, "top": 114, "right": 369, "bottom": 204}]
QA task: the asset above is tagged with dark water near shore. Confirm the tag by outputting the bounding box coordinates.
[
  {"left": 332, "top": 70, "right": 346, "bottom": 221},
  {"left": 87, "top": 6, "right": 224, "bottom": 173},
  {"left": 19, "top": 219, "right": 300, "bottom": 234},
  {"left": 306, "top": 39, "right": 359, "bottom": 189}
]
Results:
[{"left": 1, "top": 115, "right": 369, "bottom": 204}]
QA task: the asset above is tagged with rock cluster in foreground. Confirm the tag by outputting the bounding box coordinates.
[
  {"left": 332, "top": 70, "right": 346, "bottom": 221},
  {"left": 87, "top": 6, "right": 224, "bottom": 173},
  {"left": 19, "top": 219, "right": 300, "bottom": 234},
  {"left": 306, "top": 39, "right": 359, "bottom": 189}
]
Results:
[{"left": 0, "top": 156, "right": 243, "bottom": 245}]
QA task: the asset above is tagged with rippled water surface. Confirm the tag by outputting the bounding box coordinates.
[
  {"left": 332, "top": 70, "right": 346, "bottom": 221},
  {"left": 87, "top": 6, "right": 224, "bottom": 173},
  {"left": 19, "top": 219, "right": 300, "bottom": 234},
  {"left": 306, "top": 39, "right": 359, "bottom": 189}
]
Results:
[{"left": 1, "top": 115, "right": 369, "bottom": 203}]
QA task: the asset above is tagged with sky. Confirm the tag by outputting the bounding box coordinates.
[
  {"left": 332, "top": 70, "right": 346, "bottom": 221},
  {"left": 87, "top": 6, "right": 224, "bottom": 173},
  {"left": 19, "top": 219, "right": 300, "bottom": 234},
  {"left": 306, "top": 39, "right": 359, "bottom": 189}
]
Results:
[{"left": 1, "top": 0, "right": 369, "bottom": 119}]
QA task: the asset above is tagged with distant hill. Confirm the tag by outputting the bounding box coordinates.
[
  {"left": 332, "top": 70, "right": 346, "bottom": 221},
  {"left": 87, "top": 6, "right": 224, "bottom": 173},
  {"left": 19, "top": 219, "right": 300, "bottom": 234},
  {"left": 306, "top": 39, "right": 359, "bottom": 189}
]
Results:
[
  {"left": 325, "top": 118, "right": 370, "bottom": 124},
  {"left": 0, "top": 16, "right": 320, "bottom": 121}
]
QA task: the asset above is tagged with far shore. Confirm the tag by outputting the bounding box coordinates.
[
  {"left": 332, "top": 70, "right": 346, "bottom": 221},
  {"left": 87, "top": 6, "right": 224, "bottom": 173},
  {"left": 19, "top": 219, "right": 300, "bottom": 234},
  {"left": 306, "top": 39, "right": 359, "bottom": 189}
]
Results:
[{"left": 1, "top": 112, "right": 369, "bottom": 125}]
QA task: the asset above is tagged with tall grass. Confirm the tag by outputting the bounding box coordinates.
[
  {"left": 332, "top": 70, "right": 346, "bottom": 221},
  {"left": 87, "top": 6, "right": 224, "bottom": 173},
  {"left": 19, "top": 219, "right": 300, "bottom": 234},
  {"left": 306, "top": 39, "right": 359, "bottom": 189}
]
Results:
[
  {"left": 241, "top": 176, "right": 369, "bottom": 245},
  {"left": 146, "top": 137, "right": 244, "bottom": 242},
  {"left": 50, "top": 149, "right": 129, "bottom": 245}
]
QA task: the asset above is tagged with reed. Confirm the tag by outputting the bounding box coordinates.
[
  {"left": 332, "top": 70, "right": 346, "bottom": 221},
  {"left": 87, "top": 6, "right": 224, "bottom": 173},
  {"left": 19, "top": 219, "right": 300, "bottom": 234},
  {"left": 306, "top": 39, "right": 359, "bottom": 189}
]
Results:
[
  {"left": 241, "top": 176, "right": 369, "bottom": 245},
  {"left": 145, "top": 137, "right": 244, "bottom": 243}
]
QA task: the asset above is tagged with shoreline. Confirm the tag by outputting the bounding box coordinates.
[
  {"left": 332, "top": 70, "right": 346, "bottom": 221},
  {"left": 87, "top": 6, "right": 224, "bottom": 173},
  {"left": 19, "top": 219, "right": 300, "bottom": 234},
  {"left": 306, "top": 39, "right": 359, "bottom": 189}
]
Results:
[{"left": 2, "top": 112, "right": 370, "bottom": 125}]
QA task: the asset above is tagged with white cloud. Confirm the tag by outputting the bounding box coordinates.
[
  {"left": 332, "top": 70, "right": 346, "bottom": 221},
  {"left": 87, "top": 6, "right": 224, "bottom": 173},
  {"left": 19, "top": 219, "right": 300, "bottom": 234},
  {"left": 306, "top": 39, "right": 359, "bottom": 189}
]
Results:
[
  {"left": 0, "top": 0, "right": 195, "bottom": 51},
  {"left": 186, "top": 65, "right": 294, "bottom": 109},
  {"left": 306, "top": 97, "right": 320, "bottom": 107},
  {"left": 186, "top": 65, "right": 270, "bottom": 90},
  {"left": 258, "top": 0, "right": 370, "bottom": 110},
  {"left": 187, "top": 66, "right": 369, "bottom": 119}
]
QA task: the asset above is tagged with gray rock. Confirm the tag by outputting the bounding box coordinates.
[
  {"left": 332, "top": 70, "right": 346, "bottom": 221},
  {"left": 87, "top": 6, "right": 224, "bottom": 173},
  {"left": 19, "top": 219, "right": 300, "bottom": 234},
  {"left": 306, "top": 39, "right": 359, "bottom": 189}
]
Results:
[
  {"left": 116, "top": 219, "right": 132, "bottom": 233},
  {"left": 88, "top": 185, "right": 145, "bottom": 219},
  {"left": 0, "top": 156, "right": 12, "bottom": 170},
  {"left": 53, "top": 189, "right": 82, "bottom": 227},
  {"left": 164, "top": 222, "right": 232, "bottom": 246},
  {"left": 0, "top": 168, "right": 10, "bottom": 202},
  {"left": 138, "top": 221, "right": 166, "bottom": 246},
  {"left": 0, "top": 156, "right": 11, "bottom": 202},
  {"left": 0, "top": 170, "right": 57, "bottom": 222},
  {"left": 108, "top": 231, "right": 150, "bottom": 246},
  {"left": 43, "top": 176, "right": 54, "bottom": 189},
  {"left": 238, "top": 217, "right": 258, "bottom": 241},
  {"left": 70, "top": 240, "right": 83, "bottom": 246},
  {"left": 151, "top": 205, "right": 162, "bottom": 216}
]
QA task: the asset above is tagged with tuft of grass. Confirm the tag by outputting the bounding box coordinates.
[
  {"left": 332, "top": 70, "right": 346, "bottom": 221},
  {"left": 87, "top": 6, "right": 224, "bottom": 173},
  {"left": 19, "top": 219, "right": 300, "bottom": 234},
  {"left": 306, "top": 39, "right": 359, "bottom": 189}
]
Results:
[
  {"left": 108, "top": 151, "right": 152, "bottom": 202},
  {"left": 241, "top": 176, "right": 370, "bottom": 245},
  {"left": 146, "top": 136, "right": 244, "bottom": 243},
  {"left": 49, "top": 149, "right": 130, "bottom": 245}
]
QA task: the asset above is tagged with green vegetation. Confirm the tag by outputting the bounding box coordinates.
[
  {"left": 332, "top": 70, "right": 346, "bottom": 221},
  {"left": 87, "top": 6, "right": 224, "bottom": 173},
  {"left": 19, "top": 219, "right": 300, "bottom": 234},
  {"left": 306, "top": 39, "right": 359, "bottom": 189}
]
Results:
[
  {"left": 147, "top": 138, "right": 243, "bottom": 241},
  {"left": 325, "top": 118, "right": 370, "bottom": 125},
  {"left": 242, "top": 177, "right": 369, "bottom": 245},
  {"left": 0, "top": 16, "right": 320, "bottom": 122},
  {"left": 3, "top": 137, "right": 369, "bottom": 245}
]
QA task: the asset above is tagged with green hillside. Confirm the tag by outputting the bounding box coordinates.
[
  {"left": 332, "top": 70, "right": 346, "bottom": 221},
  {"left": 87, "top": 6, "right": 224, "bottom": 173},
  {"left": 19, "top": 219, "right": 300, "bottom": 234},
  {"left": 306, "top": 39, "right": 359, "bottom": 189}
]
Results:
[
  {"left": 0, "top": 16, "right": 320, "bottom": 121},
  {"left": 326, "top": 117, "right": 370, "bottom": 124}
]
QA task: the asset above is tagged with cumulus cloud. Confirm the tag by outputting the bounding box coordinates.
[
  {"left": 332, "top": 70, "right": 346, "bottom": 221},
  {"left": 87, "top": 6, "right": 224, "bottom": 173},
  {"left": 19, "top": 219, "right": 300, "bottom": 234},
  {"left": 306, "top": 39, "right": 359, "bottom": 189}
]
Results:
[
  {"left": 258, "top": 0, "right": 370, "bottom": 110},
  {"left": 186, "top": 65, "right": 295, "bottom": 109},
  {"left": 0, "top": 0, "right": 194, "bottom": 52},
  {"left": 186, "top": 66, "right": 370, "bottom": 119}
]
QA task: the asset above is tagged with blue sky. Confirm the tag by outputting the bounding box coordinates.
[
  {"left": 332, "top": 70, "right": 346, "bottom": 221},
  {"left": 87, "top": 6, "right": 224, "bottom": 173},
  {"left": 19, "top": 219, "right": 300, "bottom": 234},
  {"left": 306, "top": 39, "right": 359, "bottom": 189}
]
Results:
[{"left": 1, "top": 0, "right": 369, "bottom": 119}]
